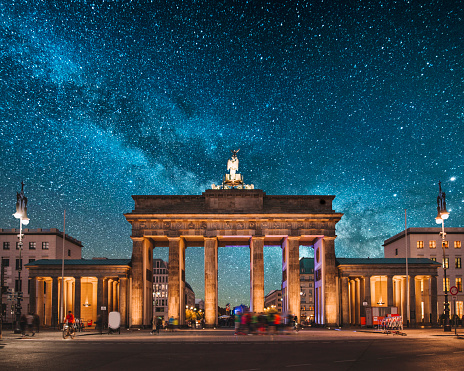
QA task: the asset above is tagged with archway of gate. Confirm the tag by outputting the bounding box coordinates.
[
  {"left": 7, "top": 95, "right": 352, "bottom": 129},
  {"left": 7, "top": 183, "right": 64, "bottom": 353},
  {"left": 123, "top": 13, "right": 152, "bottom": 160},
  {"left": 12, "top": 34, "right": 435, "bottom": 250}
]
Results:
[{"left": 129, "top": 232, "right": 339, "bottom": 328}]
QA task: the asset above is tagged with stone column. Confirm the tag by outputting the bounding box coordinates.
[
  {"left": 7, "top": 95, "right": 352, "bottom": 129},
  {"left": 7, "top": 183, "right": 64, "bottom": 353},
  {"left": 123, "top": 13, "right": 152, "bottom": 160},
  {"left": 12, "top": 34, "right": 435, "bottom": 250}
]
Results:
[
  {"left": 119, "top": 277, "right": 128, "bottom": 327},
  {"left": 37, "top": 279, "right": 44, "bottom": 324},
  {"left": 287, "top": 237, "right": 300, "bottom": 321},
  {"left": 341, "top": 276, "right": 350, "bottom": 326},
  {"left": 387, "top": 275, "right": 394, "bottom": 307},
  {"left": 204, "top": 237, "right": 218, "bottom": 327},
  {"left": 74, "top": 277, "right": 81, "bottom": 320},
  {"left": 415, "top": 277, "right": 422, "bottom": 322},
  {"left": 364, "top": 276, "right": 371, "bottom": 313},
  {"left": 350, "top": 279, "right": 355, "bottom": 324},
  {"left": 423, "top": 277, "right": 431, "bottom": 324},
  {"left": 29, "top": 277, "right": 37, "bottom": 315},
  {"left": 52, "top": 277, "right": 59, "bottom": 327},
  {"left": 322, "top": 237, "right": 338, "bottom": 326},
  {"left": 168, "top": 237, "right": 184, "bottom": 323},
  {"left": 409, "top": 275, "right": 416, "bottom": 325},
  {"left": 113, "top": 280, "right": 118, "bottom": 311},
  {"left": 355, "top": 278, "right": 361, "bottom": 325},
  {"left": 430, "top": 275, "right": 438, "bottom": 324},
  {"left": 97, "top": 277, "right": 104, "bottom": 323},
  {"left": 108, "top": 279, "right": 113, "bottom": 312},
  {"left": 250, "top": 236, "right": 265, "bottom": 313},
  {"left": 130, "top": 238, "right": 144, "bottom": 327}
]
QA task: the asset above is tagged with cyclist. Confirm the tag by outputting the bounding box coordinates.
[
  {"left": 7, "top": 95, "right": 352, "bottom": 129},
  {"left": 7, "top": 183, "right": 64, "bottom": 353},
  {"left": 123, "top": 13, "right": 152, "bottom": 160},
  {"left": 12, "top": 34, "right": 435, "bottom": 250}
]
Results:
[{"left": 65, "top": 311, "right": 75, "bottom": 334}]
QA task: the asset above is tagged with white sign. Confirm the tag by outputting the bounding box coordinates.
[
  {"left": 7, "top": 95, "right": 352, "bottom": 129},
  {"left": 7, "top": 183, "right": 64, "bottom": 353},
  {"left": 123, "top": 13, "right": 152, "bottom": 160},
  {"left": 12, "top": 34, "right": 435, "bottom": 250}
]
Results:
[{"left": 101, "top": 306, "right": 107, "bottom": 310}]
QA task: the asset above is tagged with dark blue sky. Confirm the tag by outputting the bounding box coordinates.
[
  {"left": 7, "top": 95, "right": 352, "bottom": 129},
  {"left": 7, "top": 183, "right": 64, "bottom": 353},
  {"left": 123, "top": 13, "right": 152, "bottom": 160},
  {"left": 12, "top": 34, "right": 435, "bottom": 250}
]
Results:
[{"left": 1, "top": 0, "right": 463, "bottom": 306}]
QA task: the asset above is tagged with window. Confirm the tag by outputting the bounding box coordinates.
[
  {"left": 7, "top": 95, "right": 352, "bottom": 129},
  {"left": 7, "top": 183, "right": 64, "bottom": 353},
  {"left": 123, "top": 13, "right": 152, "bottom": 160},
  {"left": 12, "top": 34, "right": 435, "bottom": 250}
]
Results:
[
  {"left": 42, "top": 242, "right": 49, "bottom": 250},
  {"left": 28, "top": 258, "right": 35, "bottom": 264},
  {"left": 443, "top": 277, "right": 450, "bottom": 292},
  {"left": 1, "top": 258, "right": 9, "bottom": 267},
  {"left": 456, "top": 257, "right": 462, "bottom": 269},
  {"left": 455, "top": 241, "right": 462, "bottom": 249},
  {"left": 29, "top": 242, "right": 36, "bottom": 250},
  {"left": 395, "top": 248, "right": 398, "bottom": 256},
  {"left": 429, "top": 241, "right": 436, "bottom": 249},
  {"left": 430, "top": 257, "right": 437, "bottom": 262},
  {"left": 68, "top": 249, "right": 71, "bottom": 257},
  {"left": 3, "top": 241, "right": 10, "bottom": 250},
  {"left": 456, "top": 278, "right": 462, "bottom": 292},
  {"left": 16, "top": 242, "right": 20, "bottom": 250},
  {"left": 15, "top": 258, "right": 22, "bottom": 270},
  {"left": 443, "top": 257, "right": 449, "bottom": 269},
  {"left": 443, "top": 241, "right": 449, "bottom": 249},
  {"left": 417, "top": 241, "right": 424, "bottom": 249}
]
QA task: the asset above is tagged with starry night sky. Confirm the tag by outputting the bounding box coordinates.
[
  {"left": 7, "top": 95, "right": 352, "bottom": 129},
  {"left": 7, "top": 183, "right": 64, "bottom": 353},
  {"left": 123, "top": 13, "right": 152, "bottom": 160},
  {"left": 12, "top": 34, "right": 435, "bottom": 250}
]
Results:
[{"left": 1, "top": 1, "right": 463, "bottom": 307}]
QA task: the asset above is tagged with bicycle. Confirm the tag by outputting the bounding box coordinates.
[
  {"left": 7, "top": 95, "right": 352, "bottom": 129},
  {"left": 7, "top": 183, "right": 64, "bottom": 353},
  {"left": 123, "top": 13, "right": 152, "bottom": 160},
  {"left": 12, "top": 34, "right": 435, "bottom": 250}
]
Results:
[{"left": 62, "top": 322, "right": 75, "bottom": 339}]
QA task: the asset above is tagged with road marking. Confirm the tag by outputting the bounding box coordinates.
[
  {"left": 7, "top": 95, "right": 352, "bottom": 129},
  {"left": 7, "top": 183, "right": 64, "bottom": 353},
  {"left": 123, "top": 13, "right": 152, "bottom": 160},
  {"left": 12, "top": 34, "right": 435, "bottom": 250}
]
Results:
[
  {"left": 334, "top": 359, "right": 356, "bottom": 363},
  {"left": 286, "top": 363, "right": 312, "bottom": 367},
  {"left": 420, "top": 353, "right": 435, "bottom": 356},
  {"left": 453, "top": 351, "right": 464, "bottom": 354}
]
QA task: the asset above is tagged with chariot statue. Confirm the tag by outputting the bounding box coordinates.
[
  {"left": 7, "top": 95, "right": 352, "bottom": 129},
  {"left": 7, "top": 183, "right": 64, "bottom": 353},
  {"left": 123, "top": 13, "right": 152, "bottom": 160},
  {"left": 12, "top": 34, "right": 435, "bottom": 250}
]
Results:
[{"left": 211, "top": 150, "right": 254, "bottom": 190}]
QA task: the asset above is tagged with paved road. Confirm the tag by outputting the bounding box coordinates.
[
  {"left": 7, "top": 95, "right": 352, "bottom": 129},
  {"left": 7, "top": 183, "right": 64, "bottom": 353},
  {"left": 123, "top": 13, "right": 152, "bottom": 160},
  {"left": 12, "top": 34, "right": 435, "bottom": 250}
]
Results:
[{"left": 1, "top": 328, "right": 463, "bottom": 370}]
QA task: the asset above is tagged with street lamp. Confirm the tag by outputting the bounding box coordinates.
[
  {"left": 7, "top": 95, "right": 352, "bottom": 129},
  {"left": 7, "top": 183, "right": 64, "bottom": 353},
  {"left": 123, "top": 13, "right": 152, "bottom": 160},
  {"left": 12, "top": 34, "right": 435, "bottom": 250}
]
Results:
[
  {"left": 435, "top": 181, "right": 451, "bottom": 332},
  {"left": 13, "top": 181, "right": 30, "bottom": 334}
]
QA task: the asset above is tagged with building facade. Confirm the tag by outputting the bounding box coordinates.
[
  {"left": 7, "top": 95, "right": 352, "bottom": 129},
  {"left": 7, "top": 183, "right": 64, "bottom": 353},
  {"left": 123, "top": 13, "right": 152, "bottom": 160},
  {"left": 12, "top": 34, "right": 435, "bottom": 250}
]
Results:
[
  {"left": 26, "top": 259, "right": 131, "bottom": 327},
  {"left": 153, "top": 258, "right": 195, "bottom": 324},
  {"left": 153, "top": 259, "right": 168, "bottom": 322},
  {"left": 384, "top": 227, "right": 464, "bottom": 319},
  {"left": 300, "top": 258, "right": 315, "bottom": 324},
  {"left": 1, "top": 228, "right": 82, "bottom": 321},
  {"left": 264, "top": 289, "right": 282, "bottom": 312}
]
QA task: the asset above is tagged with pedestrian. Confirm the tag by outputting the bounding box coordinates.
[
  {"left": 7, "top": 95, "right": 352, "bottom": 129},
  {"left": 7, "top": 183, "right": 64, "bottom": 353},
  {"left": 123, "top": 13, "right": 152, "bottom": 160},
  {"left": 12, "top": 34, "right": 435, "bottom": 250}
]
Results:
[
  {"left": 26, "top": 312, "right": 34, "bottom": 335},
  {"left": 20, "top": 314, "right": 27, "bottom": 336},
  {"left": 234, "top": 311, "right": 241, "bottom": 335},
  {"left": 33, "top": 313, "right": 40, "bottom": 334}
]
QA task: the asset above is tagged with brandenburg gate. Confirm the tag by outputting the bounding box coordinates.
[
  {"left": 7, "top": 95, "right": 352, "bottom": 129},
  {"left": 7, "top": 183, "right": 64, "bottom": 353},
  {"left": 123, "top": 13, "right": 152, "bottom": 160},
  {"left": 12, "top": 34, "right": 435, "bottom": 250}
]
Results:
[{"left": 125, "top": 151, "right": 343, "bottom": 327}]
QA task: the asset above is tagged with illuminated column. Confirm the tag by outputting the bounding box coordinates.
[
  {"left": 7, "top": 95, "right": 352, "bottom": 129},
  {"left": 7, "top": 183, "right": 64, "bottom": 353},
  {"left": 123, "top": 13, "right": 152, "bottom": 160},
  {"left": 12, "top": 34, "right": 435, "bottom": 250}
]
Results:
[
  {"left": 363, "top": 276, "right": 371, "bottom": 318},
  {"left": 318, "top": 237, "right": 338, "bottom": 326},
  {"left": 97, "top": 277, "right": 103, "bottom": 316},
  {"left": 108, "top": 279, "right": 113, "bottom": 312},
  {"left": 168, "top": 237, "right": 185, "bottom": 323},
  {"left": 204, "top": 237, "right": 218, "bottom": 327},
  {"left": 37, "top": 279, "right": 44, "bottom": 324},
  {"left": 130, "top": 238, "right": 144, "bottom": 326},
  {"left": 29, "top": 277, "right": 37, "bottom": 315},
  {"left": 119, "top": 277, "right": 128, "bottom": 327},
  {"left": 430, "top": 275, "right": 438, "bottom": 324},
  {"left": 387, "top": 275, "right": 394, "bottom": 307},
  {"left": 250, "top": 236, "right": 265, "bottom": 313},
  {"left": 74, "top": 277, "right": 81, "bottom": 320},
  {"left": 341, "top": 276, "right": 350, "bottom": 325},
  {"left": 350, "top": 279, "right": 355, "bottom": 324},
  {"left": 287, "top": 237, "right": 300, "bottom": 320},
  {"left": 52, "top": 277, "right": 59, "bottom": 326},
  {"left": 423, "top": 277, "right": 431, "bottom": 324},
  {"left": 113, "top": 280, "right": 118, "bottom": 312},
  {"left": 415, "top": 277, "right": 422, "bottom": 322},
  {"left": 355, "top": 278, "right": 361, "bottom": 325},
  {"left": 409, "top": 275, "right": 416, "bottom": 325}
]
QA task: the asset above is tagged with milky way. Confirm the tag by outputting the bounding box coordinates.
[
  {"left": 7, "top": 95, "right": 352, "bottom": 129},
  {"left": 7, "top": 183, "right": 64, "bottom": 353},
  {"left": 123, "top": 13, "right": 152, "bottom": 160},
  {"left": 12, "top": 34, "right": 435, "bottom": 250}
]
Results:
[{"left": 1, "top": 1, "right": 463, "bottom": 306}]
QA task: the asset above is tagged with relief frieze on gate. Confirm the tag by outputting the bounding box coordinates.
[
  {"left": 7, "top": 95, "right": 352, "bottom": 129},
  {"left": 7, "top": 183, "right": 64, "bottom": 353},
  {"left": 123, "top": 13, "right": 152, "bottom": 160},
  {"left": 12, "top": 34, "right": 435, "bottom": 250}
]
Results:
[{"left": 131, "top": 218, "right": 336, "bottom": 237}]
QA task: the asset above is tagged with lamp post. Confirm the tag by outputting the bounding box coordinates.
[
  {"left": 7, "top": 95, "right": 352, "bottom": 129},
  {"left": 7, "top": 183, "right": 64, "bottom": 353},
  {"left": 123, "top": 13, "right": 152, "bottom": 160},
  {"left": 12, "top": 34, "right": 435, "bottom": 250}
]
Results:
[
  {"left": 435, "top": 181, "right": 451, "bottom": 332},
  {"left": 13, "top": 182, "right": 30, "bottom": 334}
]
